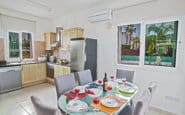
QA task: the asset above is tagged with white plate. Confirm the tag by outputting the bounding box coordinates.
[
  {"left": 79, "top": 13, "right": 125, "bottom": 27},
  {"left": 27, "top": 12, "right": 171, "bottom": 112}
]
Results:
[
  {"left": 116, "top": 79, "right": 126, "bottom": 84},
  {"left": 95, "top": 80, "right": 103, "bottom": 85},
  {"left": 66, "top": 100, "right": 88, "bottom": 112},
  {"left": 118, "top": 85, "right": 135, "bottom": 94},
  {"left": 88, "top": 88, "right": 102, "bottom": 98},
  {"left": 101, "top": 97, "right": 122, "bottom": 108}
]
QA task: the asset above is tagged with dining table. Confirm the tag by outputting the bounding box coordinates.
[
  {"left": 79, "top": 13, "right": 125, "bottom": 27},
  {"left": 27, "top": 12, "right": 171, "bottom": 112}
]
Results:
[{"left": 58, "top": 79, "right": 139, "bottom": 115}]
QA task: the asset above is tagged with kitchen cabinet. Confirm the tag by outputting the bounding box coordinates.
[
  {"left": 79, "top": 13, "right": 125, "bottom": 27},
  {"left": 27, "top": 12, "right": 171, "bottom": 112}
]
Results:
[
  {"left": 0, "top": 39, "right": 4, "bottom": 60},
  {"left": 21, "top": 63, "right": 46, "bottom": 87},
  {"left": 44, "top": 32, "right": 56, "bottom": 50},
  {"left": 62, "top": 27, "right": 84, "bottom": 50},
  {"left": 34, "top": 41, "right": 45, "bottom": 61},
  {"left": 54, "top": 65, "right": 70, "bottom": 77}
]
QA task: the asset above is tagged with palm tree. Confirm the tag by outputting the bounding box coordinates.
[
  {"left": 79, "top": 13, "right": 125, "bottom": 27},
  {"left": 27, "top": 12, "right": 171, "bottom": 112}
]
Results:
[
  {"left": 132, "top": 37, "right": 140, "bottom": 50},
  {"left": 125, "top": 25, "right": 136, "bottom": 45}
]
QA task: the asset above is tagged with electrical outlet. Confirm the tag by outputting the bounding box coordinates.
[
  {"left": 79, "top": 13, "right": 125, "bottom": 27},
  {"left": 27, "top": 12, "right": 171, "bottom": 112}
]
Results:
[{"left": 165, "top": 96, "right": 180, "bottom": 103}]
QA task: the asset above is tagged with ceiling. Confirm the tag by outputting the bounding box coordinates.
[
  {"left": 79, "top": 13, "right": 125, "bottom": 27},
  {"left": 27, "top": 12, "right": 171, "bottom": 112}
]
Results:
[{"left": 0, "top": 0, "right": 155, "bottom": 19}]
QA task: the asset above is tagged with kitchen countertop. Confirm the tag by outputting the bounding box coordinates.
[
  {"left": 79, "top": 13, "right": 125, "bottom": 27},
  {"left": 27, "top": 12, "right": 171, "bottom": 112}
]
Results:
[
  {"left": 0, "top": 62, "right": 46, "bottom": 67},
  {"left": 47, "top": 62, "right": 71, "bottom": 67},
  {"left": 0, "top": 61, "right": 71, "bottom": 68}
]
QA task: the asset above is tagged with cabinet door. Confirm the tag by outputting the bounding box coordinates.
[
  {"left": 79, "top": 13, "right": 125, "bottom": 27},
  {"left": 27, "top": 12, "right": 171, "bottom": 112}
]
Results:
[
  {"left": 37, "top": 63, "right": 46, "bottom": 81},
  {"left": 63, "top": 66, "right": 70, "bottom": 75},
  {"left": 44, "top": 32, "right": 56, "bottom": 50},
  {"left": 22, "top": 64, "right": 37, "bottom": 84},
  {"left": 54, "top": 65, "right": 64, "bottom": 77}
]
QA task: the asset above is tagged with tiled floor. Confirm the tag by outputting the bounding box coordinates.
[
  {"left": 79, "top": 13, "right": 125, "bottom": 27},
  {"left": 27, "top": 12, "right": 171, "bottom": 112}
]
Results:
[{"left": 0, "top": 83, "right": 175, "bottom": 115}]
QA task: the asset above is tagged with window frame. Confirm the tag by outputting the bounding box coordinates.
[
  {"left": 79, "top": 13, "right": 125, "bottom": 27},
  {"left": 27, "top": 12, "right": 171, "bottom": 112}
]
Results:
[
  {"left": 7, "top": 30, "right": 35, "bottom": 62},
  {"left": 116, "top": 17, "right": 183, "bottom": 72}
]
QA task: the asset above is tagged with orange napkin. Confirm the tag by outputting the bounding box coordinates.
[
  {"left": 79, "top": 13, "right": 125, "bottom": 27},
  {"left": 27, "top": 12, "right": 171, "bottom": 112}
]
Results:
[{"left": 91, "top": 95, "right": 127, "bottom": 115}]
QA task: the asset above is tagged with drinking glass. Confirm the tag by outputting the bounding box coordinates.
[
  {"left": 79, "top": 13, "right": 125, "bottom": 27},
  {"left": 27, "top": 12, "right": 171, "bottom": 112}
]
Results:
[
  {"left": 93, "top": 97, "right": 100, "bottom": 111},
  {"left": 97, "top": 80, "right": 102, "bottom": 85},
  {"left": 106, "top": 86, "right": 113, "bottom": 96},
  {"left": 122, "top": 78, "right": 126, "bottom": 85}
]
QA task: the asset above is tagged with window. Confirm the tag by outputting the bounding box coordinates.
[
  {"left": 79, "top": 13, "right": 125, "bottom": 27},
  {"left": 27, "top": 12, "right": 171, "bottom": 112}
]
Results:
[
  {"left": 9, "top": 32, "right": 20, "bottom": 58},
  {"left": 145, "top": 21, "right": 178, "bottom": 67},
  {"left": 118, "top": 24, "right": 141, "bottom": 65},
  {"left": 117, "top": 20, "right": 179, "bottom": 68},
  {"left": 8, "top": 31, "right": 34, "bottom": 60},
  {"left": 22, "top": 32, "right": 33, "bottom": 59}
]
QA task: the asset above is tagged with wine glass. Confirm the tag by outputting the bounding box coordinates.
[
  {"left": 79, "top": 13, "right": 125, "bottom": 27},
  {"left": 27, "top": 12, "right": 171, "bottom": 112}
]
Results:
[
  {"left": 110, "top": 75, "right": 114, "bottom": 81},
  {"left": 93, "top": 97, "right": 100, "bottom": 111},
  {"left": 97, "top": 80, "right": 102, "bottom": 85},
  {"left": 122, "top": 78, "right": 126, "bottom": 85},
  {"left": 106, "top": 86, "right": 113, "bottom": 96}
]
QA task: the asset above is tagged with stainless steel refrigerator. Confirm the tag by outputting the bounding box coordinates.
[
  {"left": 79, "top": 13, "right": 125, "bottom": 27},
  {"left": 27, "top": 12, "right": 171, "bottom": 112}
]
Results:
[{"left": 70, "top": 38, "right": 97, "bottom": 81}]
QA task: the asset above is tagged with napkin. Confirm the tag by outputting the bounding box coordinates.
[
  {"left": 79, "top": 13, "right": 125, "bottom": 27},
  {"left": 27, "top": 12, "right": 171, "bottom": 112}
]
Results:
[
  {"left": 64, "top": 91, "right": 87, "bottom": 99},
  {"left": 112, "top": 88, "right": 135, "bottom": 97}
]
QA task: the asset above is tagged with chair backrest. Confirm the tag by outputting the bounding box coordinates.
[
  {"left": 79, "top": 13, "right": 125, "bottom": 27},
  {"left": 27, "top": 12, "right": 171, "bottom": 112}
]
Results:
[
  {"left": 148, "top": 81, "right": 157, "bottom": 96},
  {"left": 31, "top": 96, "right": 62, "bottom": 115},
  {"left": 54, "top": 73, "right": 76, "bottom": 98},
  {"left": 116, "top": 69, "right": 135, "bottom": 83},
  {"left": 77, "top": 69, "right": 93, "bottom": 85},
  {"left": 133, "top": 90, "right": 152, "bottom": 115}
]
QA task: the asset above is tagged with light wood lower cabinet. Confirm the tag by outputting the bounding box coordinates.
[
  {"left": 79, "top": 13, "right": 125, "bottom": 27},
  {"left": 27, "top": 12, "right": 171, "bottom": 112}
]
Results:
[
  {"left": 54, "top": 65, "right": 70, "bottom": 77},
  {"left": 22, "top": 63, "right": 46, "bottom": 87}
]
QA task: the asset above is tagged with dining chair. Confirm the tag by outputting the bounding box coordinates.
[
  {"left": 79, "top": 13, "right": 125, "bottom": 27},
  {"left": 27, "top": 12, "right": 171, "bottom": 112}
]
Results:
[
  {"left": 54, "top": 73, "right": 76, "bottom": 99},
  {"left": 77, "top": 69, "right": 93, "bottom": 85},
  {"left": 31, "top": 96, "right": 63, "bottom": 115},
  {"left": 148, "top": 81, "right": 157, "bottom": 96},
  {"left": 118, "top": 89, "right": 152, "bottom": 115},
  {"left": 116, "top": 69, "right": 135, "bottom": 83},
  {"left": 133, "top": 89, "right": 152, "bottom": 115}
]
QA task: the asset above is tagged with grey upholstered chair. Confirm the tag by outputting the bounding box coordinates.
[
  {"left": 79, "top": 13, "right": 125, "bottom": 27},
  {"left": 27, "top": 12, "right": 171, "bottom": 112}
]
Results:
[
  {"left": 31, "top": 96, "right": 63, "bottom": 115},
  {"left": 116, "top": 69, "right": 135, "bottom": 83},
  {"left": 54, "top": 73, "right": 76, "bottom": 99},
  {"left": 77, "top": 69, "right": 93, "bottom": 85},
  {"left": 133, "top": 89, "right": 152, "bottom": 115},
  {"left": 119, "top": 89, "right": 152, "bottom": 115},
  {"left": 148, "top": 81, "right": 157, "bottom": 96}
]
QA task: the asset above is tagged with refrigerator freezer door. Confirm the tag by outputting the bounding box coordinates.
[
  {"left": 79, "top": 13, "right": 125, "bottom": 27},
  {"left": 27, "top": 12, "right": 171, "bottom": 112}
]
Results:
[{"left": 70, "top": 40, "right": 85, "bottom": 72}]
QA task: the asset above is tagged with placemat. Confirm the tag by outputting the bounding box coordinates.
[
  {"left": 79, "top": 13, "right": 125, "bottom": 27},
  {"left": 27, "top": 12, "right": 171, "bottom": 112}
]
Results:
[{"left": 91, "top": 95, "right": 127, "bottom": 115}]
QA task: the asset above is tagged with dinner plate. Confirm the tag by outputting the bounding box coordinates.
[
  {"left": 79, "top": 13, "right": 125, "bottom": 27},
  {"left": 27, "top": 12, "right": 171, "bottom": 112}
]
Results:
[
  {"left": 116, "top": 79, "right": 126, "bottom": 84},
  {"left": 88, "top": 88, "right": 102, "bottom": 98},
  {"left": 66, "top": 100, "right": 88, "bottom": 112},
  {"left": 101, "top": 96, "right": 122, "bottom": 108},
  {"left": 118, "top": 85, "right": 135, "bottom": 94}
]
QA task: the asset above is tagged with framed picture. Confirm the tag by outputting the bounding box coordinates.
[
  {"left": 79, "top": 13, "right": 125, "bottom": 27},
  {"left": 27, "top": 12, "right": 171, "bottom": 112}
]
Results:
[
  {"left": 144, "top": 21, "right": 178, "bottom": 67},
  {"left": 118, "top": 24, "right": 141, "bottom": 65}
]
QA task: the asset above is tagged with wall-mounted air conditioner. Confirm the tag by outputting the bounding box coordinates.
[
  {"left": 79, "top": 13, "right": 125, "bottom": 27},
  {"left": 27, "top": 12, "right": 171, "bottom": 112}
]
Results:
[{"left": 88, "top": 10, "right": 112, "bottom": 23}]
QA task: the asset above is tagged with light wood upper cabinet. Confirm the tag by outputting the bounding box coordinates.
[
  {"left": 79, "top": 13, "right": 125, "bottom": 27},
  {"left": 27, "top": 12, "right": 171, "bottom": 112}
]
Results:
[
  {"left": 22, "top": 63, "right": 46, "bottom": 87},
  {"left": 34, "top": 41, "right": 45, "bottom": 60},
  {"left": 62, "top": 27, "right": 84, "bottom": 50},
  {"left": 44, "top": 32, "right": 56, "bottom": 50}
]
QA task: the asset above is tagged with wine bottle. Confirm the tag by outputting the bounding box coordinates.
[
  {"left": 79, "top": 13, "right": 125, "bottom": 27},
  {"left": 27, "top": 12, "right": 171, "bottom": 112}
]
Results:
[{"left": 103, "top": 72, "right": 108, "bottom": 92}]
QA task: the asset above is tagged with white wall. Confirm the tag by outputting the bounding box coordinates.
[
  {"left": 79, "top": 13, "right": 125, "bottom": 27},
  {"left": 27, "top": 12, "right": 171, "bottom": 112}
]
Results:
[
  {"left": 0, "top": 7, "right": 53, "bottom": 41},
  {"left": 52, "top": 0, "right": 185, "bottom": 114}
]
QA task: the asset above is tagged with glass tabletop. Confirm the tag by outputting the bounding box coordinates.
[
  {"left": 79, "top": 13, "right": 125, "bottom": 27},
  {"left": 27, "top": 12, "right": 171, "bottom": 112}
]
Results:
[{"left": 58, "top": 81, "right": 138, "bottom": 115}]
